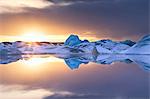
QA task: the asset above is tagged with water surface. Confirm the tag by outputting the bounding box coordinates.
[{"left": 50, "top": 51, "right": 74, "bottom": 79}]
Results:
[{"left": 0, "top": 54, "right": 149, "bottom": 99}]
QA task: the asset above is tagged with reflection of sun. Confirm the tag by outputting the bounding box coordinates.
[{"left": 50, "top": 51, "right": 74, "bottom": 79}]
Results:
[
  {"left": 21, "top": 57, "right": 63, "bottom": 69},
  {"left": 21, "top": 31, "right": 48, "bottom": 42}
]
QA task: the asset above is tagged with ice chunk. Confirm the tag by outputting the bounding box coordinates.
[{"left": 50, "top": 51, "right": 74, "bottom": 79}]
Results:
[
  {"left": 96, "top": 46, "right": 112, "bottom": 54},
  {"left": 73, "top": 42, "right": 95, "bottom": 53},
  {"left": 95, "top": 39, "right": 131, "bottom": 53},
  {"left": 120, "top": 40, "right": 135, "bottom": 47},
  {"left": 122, "top": 34, "right": 150, "bottom": 54},
  {"left": 64, "top": 35, "right": 81, "bottom": 47}
]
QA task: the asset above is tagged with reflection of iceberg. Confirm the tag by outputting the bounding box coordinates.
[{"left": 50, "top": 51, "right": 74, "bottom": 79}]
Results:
[
  {"left": 96, "top": 54, "right": 150, "bottom": 71},
  {"left": 0, "top": 54, "right": 22, "bottom": 64},
  {"left": 57, "top": 54, "right": 150, "bottom": 71},
  {"left": 96, "top": 55, "right": 133, "bottom": 64},
  {"left": 0, "top": 47, "right": 22, "bottom": 64},
  {"left": 56, "top": 53, "right": 90, "bottom": 70},
  {"left": 65, "top": 59, "right": 85, "bottom": 70},
  {"left": 99, "top": 55, "right": 150, "bottom": 71},
  {"left": 128, "top": 55, "right": 150, "bottom": 71},
  {"left": 0, "top": 52, "right": 149, "bottom": 71}
]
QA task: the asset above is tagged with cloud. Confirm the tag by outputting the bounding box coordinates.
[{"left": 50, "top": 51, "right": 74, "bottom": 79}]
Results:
[
  {"left": 47, "top": 0, "right": 101, "bottom": 3},
  {"left": 0, "top": 0, "right": 52, "bottom": 14},
  {"left": 0, "top": 0, "right": 125, "bottom": 14},
  {"left": 0, "top": 0, "right": 148, "bottom": 41},
  {"left": 44, "top": 92, "right": 104, "bottom": 99},
  {"left": 0, "top": 85, "right": 51, "bottom": 99},
  {"left": 43, "top": 92, "right": 137, "bottom": 99},
  {"left": 46, "top": 0, "right": 122, "bottom": 4},
  {"left": 0, "top": 0, "right": 135, "bottom": 14},
  {"left": 47, "top": 0, "right": 148, "bottom": 40},
  {"left": 0, "top": 0, "right": 106, "bottom": 14},
  {"left": 46, "top": 0, "right": 125, "bottom": 6}
]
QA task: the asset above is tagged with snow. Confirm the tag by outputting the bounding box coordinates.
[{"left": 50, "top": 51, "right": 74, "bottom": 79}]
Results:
[
  {"left": 73, "top": 42, "right": 95, "bottom": 53},
  {"left": 0, "top": 34, "right": 149, "bottom": 55},
  {"left": 94, "top": 39, "right": 131, "bottom": 53},
  {"left": 120, "top": 40, "right": 135, "bottom": 46},
  {"left": 121, "top": 34, "right": 150, "bottom": 54},
  {"left": 96, "top": 46, "right": 112, "bottom": 54}
]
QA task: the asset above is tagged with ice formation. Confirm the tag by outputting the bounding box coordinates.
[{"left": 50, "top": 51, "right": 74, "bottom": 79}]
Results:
[{"left": 0, "top": 34, "right": 150, "bottom": 71}]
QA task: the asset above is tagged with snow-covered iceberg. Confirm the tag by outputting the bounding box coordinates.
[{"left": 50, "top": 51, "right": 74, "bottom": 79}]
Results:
[
  {"left": 64, "top": 34, "right": 136, "bottom": 54},
  {"left": 64, "top": 34, "right": 149, "bottom": 54},
  {"left": 0, "top": 34, "right": 149, "bottom": 55},
  {"left": 121, "top": 35, "right": 150, "bottom": 54}
]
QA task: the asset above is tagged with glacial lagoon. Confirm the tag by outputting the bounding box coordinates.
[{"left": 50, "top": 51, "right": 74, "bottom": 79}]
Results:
[{"left": 0, "top": 53, "right": 149, "bottom": 99}]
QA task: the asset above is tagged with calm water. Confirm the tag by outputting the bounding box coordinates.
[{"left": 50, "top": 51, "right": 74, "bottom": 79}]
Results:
[{"left": 0, "top": 54, "right": 149, "bottom": 99}]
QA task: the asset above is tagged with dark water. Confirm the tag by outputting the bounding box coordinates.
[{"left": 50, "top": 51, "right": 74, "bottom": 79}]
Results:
[{"left": 0, "top": 54, "right": 149, "bottom": 99}]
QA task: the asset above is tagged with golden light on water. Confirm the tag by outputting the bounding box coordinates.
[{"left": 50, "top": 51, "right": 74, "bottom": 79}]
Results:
[
  {"left": 20, "top": 56, "right": 63, "bottom": 69},
  {"left": 0, "top": 57, "right": 68, "bottom": 83}
]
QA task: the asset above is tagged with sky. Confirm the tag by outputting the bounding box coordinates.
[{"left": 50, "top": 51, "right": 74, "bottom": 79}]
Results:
[{"left": 0, "top": 0, "right": 149, "bottom": 42}]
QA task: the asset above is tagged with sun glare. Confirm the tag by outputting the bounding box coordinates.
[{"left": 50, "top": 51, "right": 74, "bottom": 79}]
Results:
[
  {"left": 21, "top": 31, "right": 48, "bottom": 42},
  {"left": 21, "top": 56, "right": 63, "bottom": 69}
]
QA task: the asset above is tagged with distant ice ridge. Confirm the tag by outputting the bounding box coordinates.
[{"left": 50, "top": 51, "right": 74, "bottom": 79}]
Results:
[{"left": 0, "top": 34, "right": 150, "bottom": 55}]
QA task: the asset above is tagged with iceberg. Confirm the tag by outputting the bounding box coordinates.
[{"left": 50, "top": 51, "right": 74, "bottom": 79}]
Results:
[
  {"left": 122, "top": 34, "right": 150, "bottom": 54},
  {"left": 65, "top": 34, "right": 149, "bottom": 54},
  {"left": 66, "top": 36, "right": 134, "bottom": 54},
  {"left": 64, "top": 34, "right": 82, "bottom": 47},
  {"left": 0, "top": 34, "right": 150, "bottom": 64},
  {"left": 94, "top": 39, "right": 131, "bottom": 53},
  {"left": 120, "top": 40, "right": 136, "bottom": 47},
  {"left": 63, "top": 35, "right": 133, "bottom": 54},
  {"left": 0, "top": 34, "right": 149, "bottom": 55}
]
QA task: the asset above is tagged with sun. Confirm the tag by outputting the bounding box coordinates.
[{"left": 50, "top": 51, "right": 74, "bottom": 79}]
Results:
[{"left": 21, "top": 31, "right": 48, "bottom": 42}]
